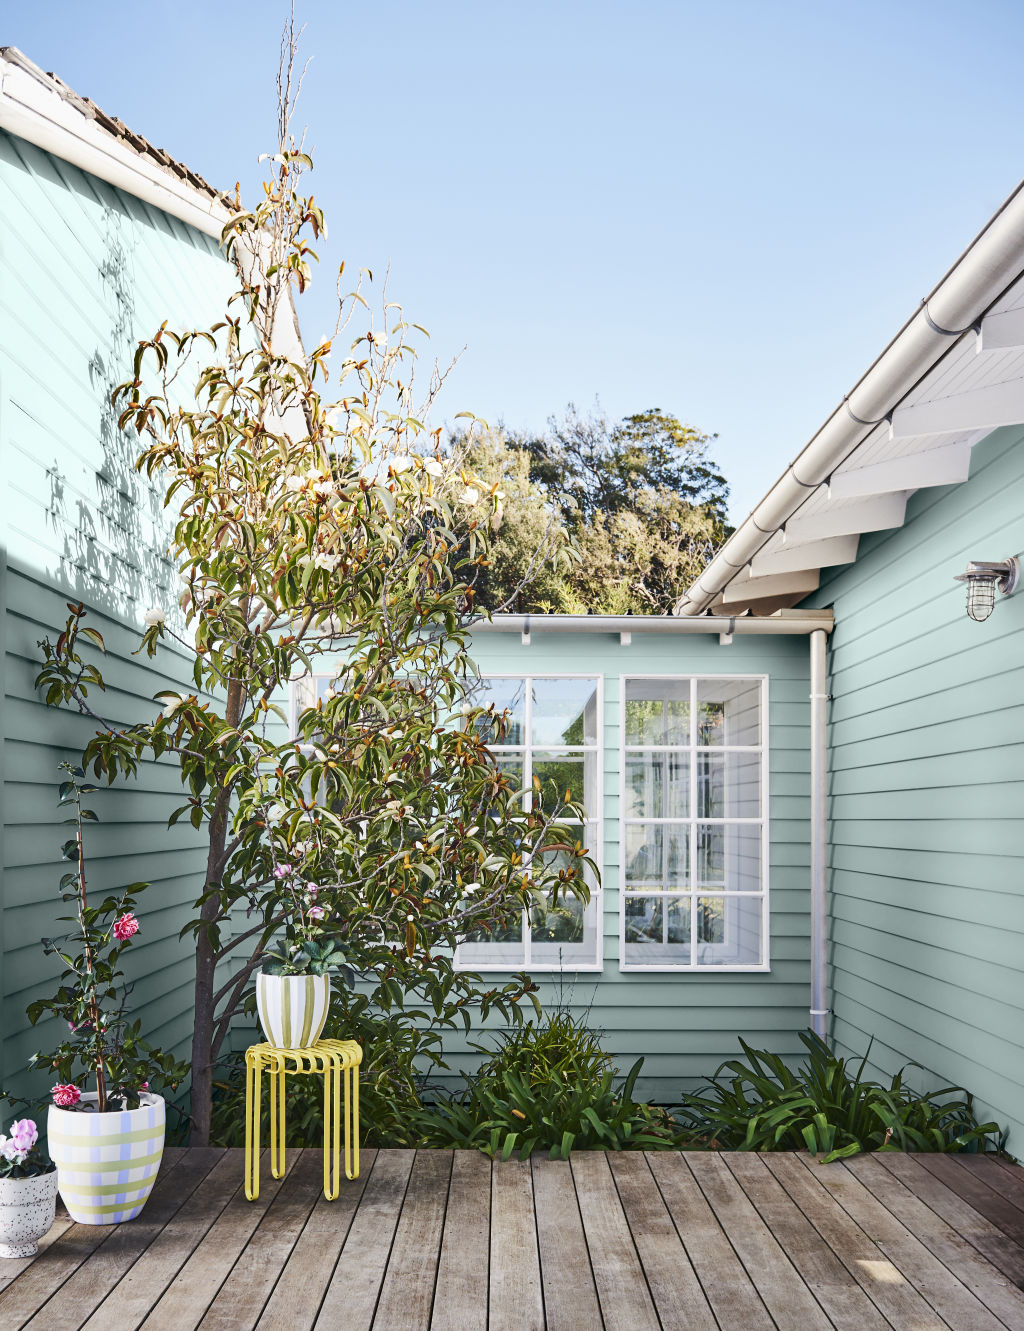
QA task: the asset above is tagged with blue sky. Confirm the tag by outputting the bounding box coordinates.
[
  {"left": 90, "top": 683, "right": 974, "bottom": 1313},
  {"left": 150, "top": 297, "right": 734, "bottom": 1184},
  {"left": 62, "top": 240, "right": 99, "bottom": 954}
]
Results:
[{"left": 6, "top": 1, "right": 1024, "bottom": 521}]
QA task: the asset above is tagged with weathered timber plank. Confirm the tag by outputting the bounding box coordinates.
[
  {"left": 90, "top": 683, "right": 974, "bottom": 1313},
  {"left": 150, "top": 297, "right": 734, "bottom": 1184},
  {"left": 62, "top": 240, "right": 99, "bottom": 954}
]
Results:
[
  {"left": 139, "top": 1149, "right": 297, "bottom": 1331},
  {"left": 489, "top": 1158, "right": 544, "bottom": 1331},
  {"left": 0, "top": 1149, "right": 185, "bottom": 1322},
  {"left": 915, "top": 1155, "right": 1024, "bottom": 1248},
  {"left": 372, "top": 1150, "right": 452, "bottom": 1331},
  {"left": 430, "top": 1151, "right": 491, "bottom": 1331},
  {"left": 20, "top": 1147, "right": 220, "bottom": 1331},
  {"left": 531, "top": 1157, "right": 603, "bottom": 1331},
  {"left": 795, "top": 1152, "right": 1006, "bottom": 1331},
  {"left": 199, "top": 1147, "right": 326, "bottom": 1329},
  {"left": 646, "top": 1152, "right": 774, "bottom": 1331},
  {"left": 686, "top": 1152, "right": 832, "bottom": 1331},
  {"left": 873, "top": 1151, "right": 1024, "bottom": 1284},
  {"left": 956, "top": 1156, "right": 1024, "bottom": 1213},
  {"left": 314, "top": 1148, "right": 415, "bottom": 1331},
  {"left": 607, "top": 1153, "right": 715, "bottom": 1331},
  {"left": 0, "top": 1207, "right": 74, "bottom": 1295},
  {"left": 570, "top": 1151, "right": 659, "bottom": 1331},
  {"left": 81, "top": 1149, "right": 244, "bottom": 1331},
  {"left": 764, "top": 1152, "right": 945, "bottom": 1330},
  {"left": 850, "top": 1153, "right": 1024, "bottom": 1327},
  {"left": 723, "top": 1153, "right": 887, "bottom": 1331},
  {"left": 255, "top": 1149, "right": 376, "bottom": 1331}
]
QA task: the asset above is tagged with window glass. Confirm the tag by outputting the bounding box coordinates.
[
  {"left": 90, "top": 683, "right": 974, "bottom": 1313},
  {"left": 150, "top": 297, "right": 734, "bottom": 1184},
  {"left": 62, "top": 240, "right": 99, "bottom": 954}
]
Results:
[
  {"left": 456, "top": 675, "right": 601, "bottom": 971},
  {"left": 623, "top": 677, "right": 766, "bottom": 970}
]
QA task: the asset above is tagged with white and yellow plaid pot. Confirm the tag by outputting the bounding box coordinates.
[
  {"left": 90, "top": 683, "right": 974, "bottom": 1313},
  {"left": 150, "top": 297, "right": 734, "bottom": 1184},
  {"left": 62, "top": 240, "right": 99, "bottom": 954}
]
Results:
[
  {"left": 256, "top": 972, "right": 330, "bottom": 1048},
  {"left": 47, "top": 1092, "right": 165, "bottom": 1224}
]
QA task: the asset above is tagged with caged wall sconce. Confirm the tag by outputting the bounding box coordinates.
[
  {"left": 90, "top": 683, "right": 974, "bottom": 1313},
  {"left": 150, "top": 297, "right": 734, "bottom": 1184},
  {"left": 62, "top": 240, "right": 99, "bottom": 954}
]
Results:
[{"left": 953, "top": 556, "right": 1020, "bottom": 622}]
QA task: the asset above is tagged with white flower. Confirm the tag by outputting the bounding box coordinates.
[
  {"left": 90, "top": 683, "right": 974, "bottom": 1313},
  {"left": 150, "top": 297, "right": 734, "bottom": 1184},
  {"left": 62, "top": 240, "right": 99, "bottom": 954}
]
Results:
[
  {"left": 144, "top": 607, "right": 166, "bottom": 627},
  {"left": 161, "top": 695, "right": 184, "bottom": 718},
  {"left": 314, "top": 553, "right": 341, "bottom": 571},
  {"left": 459, "top": 487, "right": 480, "bottom": 506},
  {"left": 390, "top": 454, "right": 413, "bottom": 473},
  {"left": 463, "top": 882, "right": 480, "bottom": 896},
  {"left": 284, "top": 475, "right": 305, "bottom": 492},
  {"left": 312, "top": 480, "right": 335, "bottom": 496},
  {"left": 369, "top": 330, "right": 388, "bottom": 351},
  {"left": 424, "top": 459, "right": 443, "bottom": 477}
]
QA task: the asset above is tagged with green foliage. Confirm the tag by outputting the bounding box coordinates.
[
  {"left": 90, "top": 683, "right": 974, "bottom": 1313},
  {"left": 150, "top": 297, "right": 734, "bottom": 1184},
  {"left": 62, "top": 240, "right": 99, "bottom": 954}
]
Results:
[
  {"left": 461, "top": 406, "right": 729, "bottom": 613},
  {"left": 410, "top": 1011, "right": 682, "bottom": 1159},
  {"left": 677, "top": 1031, "right": 1002, "bottom": 1162},
  {"left": 33, "top": 60, "right": 592, "bottom": 1142},
  {"left": 26, "top": 765, "right": 188, "bottom": 1112}
]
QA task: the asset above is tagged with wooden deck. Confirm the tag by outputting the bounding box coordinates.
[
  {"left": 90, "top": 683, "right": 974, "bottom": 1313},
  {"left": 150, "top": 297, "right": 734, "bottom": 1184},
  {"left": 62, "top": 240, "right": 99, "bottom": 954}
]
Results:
[{"left": 2, "top": 1148, "right": 1024, "bottom": 1330}]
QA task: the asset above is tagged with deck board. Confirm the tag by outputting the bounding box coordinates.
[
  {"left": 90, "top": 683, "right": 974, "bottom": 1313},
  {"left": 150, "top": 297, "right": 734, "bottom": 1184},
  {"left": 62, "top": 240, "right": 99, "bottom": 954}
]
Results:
[{"left": 3, "top": 1148, "right": 1024, "bottom": 1330}]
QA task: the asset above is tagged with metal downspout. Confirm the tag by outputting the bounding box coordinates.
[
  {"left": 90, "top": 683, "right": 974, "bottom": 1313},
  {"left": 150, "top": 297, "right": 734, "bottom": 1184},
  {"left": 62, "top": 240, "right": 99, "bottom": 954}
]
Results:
[{"left": 809, "top": 629, "right": 829, "bottom": 1040}]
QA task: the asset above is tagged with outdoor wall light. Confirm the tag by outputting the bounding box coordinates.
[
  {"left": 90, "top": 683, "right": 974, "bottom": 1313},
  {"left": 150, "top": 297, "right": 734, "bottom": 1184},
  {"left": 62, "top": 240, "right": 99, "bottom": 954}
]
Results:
[{"left": 953, "top": 556, "right": 1020, "bottom": 622}]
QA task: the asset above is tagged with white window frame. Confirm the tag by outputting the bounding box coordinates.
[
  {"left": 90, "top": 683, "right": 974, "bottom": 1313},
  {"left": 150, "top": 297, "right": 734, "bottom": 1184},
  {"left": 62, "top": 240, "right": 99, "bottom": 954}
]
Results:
[
  {"left": 618, "top": 674, "right": 770, "bottom": 973},
  {"left": 454, "top": 672, "right": 604, "bottom": 974}
]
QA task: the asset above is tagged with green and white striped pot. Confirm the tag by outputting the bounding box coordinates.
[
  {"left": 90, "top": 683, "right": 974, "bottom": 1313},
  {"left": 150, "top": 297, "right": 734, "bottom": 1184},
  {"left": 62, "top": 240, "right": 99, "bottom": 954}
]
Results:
[
  {"left": 256, "top": 971, "right": 330, "bottom": 1048},
  {"left": 47, "top": 1092, "right": 164, "bottom": 1225}
]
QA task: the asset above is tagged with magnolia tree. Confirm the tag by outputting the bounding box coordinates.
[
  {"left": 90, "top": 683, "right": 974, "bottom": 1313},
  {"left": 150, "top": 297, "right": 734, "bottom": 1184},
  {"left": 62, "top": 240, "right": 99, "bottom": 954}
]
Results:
[{"left": 37, "top": 48, "right": 586, "bottom": 1144}]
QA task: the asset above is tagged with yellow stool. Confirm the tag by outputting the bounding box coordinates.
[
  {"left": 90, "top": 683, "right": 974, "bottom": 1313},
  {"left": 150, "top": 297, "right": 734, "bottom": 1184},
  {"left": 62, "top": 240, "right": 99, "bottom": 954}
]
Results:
[{"left": 244, "top": 1038, "right": 361, "bottom": 1201}]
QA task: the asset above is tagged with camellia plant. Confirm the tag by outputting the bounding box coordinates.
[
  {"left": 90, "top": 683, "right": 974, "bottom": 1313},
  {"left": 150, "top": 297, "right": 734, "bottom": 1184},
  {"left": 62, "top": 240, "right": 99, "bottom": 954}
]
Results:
[
  {"left": 36, "top": 26, "right": 587, "bottom": 1144},
  {"left": 26, "top": 764, "right": 188, "bottom": 1113}
]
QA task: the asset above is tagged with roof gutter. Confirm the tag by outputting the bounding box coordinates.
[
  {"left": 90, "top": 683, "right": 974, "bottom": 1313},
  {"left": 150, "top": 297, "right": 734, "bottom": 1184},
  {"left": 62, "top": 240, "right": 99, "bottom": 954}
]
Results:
[
  {"left": 676, "top": 174, "right": 1024, "bottom": 614},
  {"left": 0, "top": 48, "right": 230, "bottom": 241},
  {"left": 472, "top": 611, "right": 833, "bottom": 636}
]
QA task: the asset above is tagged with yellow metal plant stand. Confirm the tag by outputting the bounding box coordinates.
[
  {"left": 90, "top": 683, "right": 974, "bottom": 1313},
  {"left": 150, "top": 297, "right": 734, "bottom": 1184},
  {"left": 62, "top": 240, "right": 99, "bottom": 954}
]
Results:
[{"left": 244, "top": 1038, "right": 361, "bottom": 1201}]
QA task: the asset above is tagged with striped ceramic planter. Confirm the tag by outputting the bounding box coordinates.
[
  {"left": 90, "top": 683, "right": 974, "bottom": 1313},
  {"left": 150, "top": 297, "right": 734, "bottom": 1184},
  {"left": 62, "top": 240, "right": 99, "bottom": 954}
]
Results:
[
  {"left": 47, "top": 1092, "right": 164, "bottom": 1225},
  {"left": 256, "top": 971, "right": 330, "bottom": 1048}
]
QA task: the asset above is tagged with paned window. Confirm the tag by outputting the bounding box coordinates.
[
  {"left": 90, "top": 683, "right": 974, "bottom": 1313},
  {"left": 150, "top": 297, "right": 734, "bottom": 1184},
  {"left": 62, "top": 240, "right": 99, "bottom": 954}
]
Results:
[
  {"left": 621, "top": 676, "right": 767, "bottom": 970},
  {"left": 456, "top": 675, "right": 602, "bottom": 972}
]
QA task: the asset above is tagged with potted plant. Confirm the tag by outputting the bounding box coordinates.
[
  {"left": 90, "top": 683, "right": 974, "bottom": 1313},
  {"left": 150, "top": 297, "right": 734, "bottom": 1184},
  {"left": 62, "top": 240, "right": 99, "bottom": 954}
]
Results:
[
  {"left": 27, "top": 765, "right": 187, "bottom": 1225},
  {"left": 256, "top": 863, "right": 350, "bottom": 1049},
  {"left": 0, "top": 1117, "right": 56, "bottom": 1258}
]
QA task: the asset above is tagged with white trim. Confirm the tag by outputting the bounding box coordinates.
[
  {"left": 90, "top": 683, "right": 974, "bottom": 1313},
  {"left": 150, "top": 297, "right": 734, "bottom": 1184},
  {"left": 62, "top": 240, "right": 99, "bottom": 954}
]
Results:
[
  {"left": 618, "top": 674, "right": 770, "bottom": 974},
  {"left": 454, "top": 673, "right": 605, "bottom": 975}
]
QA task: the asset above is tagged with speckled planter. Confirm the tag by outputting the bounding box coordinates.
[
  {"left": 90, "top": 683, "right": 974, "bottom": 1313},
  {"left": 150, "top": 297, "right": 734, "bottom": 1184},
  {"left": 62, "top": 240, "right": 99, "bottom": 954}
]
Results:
[
  {"left": 48, "top": 1092, "right": 165, "bottom": 1224},
  {"left": 0, "top": 1170, "right": 58, "bottom": 1258}
]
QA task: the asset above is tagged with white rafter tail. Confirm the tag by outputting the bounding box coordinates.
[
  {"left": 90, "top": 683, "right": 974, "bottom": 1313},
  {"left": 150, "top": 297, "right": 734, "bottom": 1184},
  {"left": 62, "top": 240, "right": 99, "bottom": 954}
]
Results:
[
  {"left": 782, "top": 492, "right": 908, "bottom": 544},
  {"left": 719, "top": 568, "right": 820, "bottom": 605},
  {"left": 750, "top": 534, "right": 859, "bottom": 577},
  {"left": 978, "top": 306, "right": 1024, "bottom": 352},
  {"left": 828, "top": 440, "right": 973, "bottom": 500},
  {"left": 891, "top": 379, "right": 1024, "bottom": 438}
]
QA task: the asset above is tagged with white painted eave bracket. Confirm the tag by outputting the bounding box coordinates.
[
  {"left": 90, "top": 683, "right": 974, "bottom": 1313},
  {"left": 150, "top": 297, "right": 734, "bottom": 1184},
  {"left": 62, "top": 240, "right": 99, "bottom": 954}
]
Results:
[
  {"left": 891, "top": 379, "right": 1024, "bottom": 438},
  {"left": 828, "top": 440, "right": 973, "bottom": 499},
  {"left": 978, "top": 306, "right": 1024, "bottom": 351},
  {"left": 783, "top": 492, "right": 908, "bottom": 544},
  {"left": 750, "top": 533, "right": 859, "bottom": 576},
  {"left": 720, "top": 567, "right": 820, "bottom": 605}
]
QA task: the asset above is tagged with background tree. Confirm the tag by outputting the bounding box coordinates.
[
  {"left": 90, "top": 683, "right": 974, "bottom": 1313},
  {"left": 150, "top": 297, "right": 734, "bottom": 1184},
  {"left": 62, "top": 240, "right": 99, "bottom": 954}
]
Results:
[
  {"left": 457, "top": 404, "right": 730, "bottom": 613},
  {"left": 37, "top": 23, "right": 589, "bottom": 1145}
]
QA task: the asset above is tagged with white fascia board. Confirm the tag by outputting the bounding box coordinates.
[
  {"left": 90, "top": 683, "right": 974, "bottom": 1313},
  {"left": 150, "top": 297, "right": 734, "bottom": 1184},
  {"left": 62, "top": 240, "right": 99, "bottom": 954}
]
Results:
[
  {"left": 0, "top": 58, "right": 229, "bottom": 240},
  {"left": 749, "top": 534, "right": 859, "bottom": 577},
  {"left": 720, "top": 568, "right": 820, "bottom": 604},
  {"left": 828, "top": 440, "right": 973, "bottom": 500},
  {"left": 891, "top": 379, "right": 1024, "bottom": 438},
  {"left": 978, "top": 306, "right": 1024, "bottom": 351},
  {"left": 783, "top": 492, "right": 908, "bottom": 544}
]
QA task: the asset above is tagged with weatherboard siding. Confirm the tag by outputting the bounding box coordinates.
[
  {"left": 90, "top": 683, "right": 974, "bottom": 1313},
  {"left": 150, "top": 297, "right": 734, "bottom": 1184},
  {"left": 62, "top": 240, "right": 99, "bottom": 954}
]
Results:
[
  {"left": 454, "top": 629, "right": 812, "bottom": 1098},
  {"left": 0, "top": 128, "right": 235, "bottom": 1101},
  {"left": 806, "top": 423, "right": 1024, "bottom": 1151}
]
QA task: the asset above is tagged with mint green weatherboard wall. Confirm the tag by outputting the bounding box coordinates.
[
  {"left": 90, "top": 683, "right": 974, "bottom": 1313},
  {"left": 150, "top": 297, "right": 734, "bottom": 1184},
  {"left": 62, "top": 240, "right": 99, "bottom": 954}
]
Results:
[
  {"left": 0, "top": 128, "right": 236, "bottom": 1103},
  {"left": 803, "top": 424, "right": 1024, "bottom": 1152},
  {"left": 451, "top": 628, "right": 812, "bottom": 1100}
]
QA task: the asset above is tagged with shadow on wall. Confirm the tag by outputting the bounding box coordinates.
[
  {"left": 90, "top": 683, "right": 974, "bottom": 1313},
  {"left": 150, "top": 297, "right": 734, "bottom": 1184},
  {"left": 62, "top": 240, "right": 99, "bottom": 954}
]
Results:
[{"left": 46, "top": 203, "right": 176, "bottom": 626}]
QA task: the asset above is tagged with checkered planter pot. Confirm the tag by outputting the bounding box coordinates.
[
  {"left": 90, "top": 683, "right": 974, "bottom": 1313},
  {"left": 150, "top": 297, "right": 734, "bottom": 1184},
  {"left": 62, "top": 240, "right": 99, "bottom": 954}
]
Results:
[
  {"left": 256, "top": 972, "right": 330, "bottom": 1049},
  {"left": 47, "top": 1092, "right": 165, "bottom": 1224}
]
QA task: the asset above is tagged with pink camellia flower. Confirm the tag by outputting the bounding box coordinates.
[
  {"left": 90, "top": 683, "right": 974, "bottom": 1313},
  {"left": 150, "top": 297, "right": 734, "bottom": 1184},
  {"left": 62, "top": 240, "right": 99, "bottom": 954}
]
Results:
[
  {"left": 306, "top": 884, "right": 319, "bottom": 899},
  {"left": 112, "top": 912, "right": 139, "bottom": 941},
  {"left": 8, "top": 1119, "right": 37, "bottom": 1153},
  {"left": 307, "top": 905, "right": 326, "bottom": 921},
  {"left": 139, "top": 1082, "right": 149, "bottom": 1092},
  {"left": 273, "top": 864, "right": 293, "bottom": 879},
  {"left": 52, "top": 1084, "right": 81, "bottom": 1108}
]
